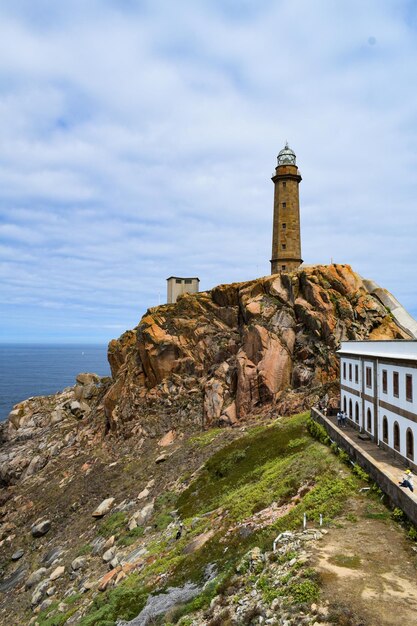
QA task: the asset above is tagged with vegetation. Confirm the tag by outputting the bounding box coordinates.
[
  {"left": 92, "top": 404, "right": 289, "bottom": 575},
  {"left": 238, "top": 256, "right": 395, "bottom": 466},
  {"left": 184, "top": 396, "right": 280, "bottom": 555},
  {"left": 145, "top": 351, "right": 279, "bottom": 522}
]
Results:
[
  {"left": 98, "top": 512, "right": 127, "bottom": 538},
  {"left": 75, "top": 412, "right": 368, "bottom": 625}
]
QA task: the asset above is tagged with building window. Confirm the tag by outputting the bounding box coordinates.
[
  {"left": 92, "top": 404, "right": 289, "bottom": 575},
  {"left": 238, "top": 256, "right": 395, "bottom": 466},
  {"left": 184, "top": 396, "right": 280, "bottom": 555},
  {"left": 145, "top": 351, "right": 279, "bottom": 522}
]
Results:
[
  {"left": 343, "top": 396, "right": 347, "bottom": 414},
  {"left": 393, "top": 422, "right": 400, "bottom": 451},
  {"left": 382, "top": 416, "right": 388, "bottom": 443},
  {"left": 393, "top": 371, "right": 399, "bottom": 397},
  {"left": 282, "top": 244, "right": 286, "bottom": 250},
  {"left": 175, "top": 279, "right": 182, "bottom": 284},
  {"left": 355, "top": 365, "right": 358, "bottom": 383},
  {"left": 343, "top": 362, "right": 346, "bottom": 379},
  {"left": 406, "top": 428, "right": 414, "bottom": 460},
  {"left": 406, "top": 374, "right": 413, "bottom": 402},
  {"left": 282, "top": 223, "right": 287, "bottom": 229},
  {"left": 282, "top": 182, "right": 286, "bottom": 188},
  {"left": 382, "top": 370, "right": 387, "bottom": 394},
  {"left": 184, "top": 279, "right": 192, "bottom": 284},
  {"left": 366, "top": 367, "right": 372, "bottom": 388},
  {"left": 355, "top": 402, "right": 359, "bottom": 423},
  {"left": 282, "top": 202, "right": 286, "bottom": 207},
  {"left": 349, "top": 364, "right": 352, "bottom": 381},
  {"left": 281, "top": 265, "right": 286, "bottom": 270},
  {"left": 349, "top": 399, "right": 352, "bottom": 419},
  {"left": 367, "top": 408, "right": 372, "bottom": 432}
]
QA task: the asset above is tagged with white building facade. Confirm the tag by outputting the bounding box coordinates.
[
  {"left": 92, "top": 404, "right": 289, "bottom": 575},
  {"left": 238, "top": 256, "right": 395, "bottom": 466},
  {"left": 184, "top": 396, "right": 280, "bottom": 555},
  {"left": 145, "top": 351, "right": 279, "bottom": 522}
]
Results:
[{"left": 339, "top": 341, "right": 417, "bottom": 470}]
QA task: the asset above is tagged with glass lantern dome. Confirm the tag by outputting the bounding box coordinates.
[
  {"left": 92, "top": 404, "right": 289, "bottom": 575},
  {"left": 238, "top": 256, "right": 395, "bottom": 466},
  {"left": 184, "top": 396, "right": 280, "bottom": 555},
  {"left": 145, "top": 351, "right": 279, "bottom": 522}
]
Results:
[{"left": 277, "top": 142, "right": 296, "bottom": 166}]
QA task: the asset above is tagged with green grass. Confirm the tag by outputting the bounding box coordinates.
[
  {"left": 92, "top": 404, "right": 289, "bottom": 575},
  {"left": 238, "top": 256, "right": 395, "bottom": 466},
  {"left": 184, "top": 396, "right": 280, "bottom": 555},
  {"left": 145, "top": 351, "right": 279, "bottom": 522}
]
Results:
[
  {"left": 78, "top": 574, "right": 150, "bottom": 626},
  {"left": 177, "top": 413, "right": 314, "bottom": 520},
  {"left": 328, "top": 554, "right": 362, "bottom": 569},
  {"left": 98, "top": 511, "right": 127, "bottom": 537},
  {"left": 188, "top": 428, "right": 223, "bottom": 447}
]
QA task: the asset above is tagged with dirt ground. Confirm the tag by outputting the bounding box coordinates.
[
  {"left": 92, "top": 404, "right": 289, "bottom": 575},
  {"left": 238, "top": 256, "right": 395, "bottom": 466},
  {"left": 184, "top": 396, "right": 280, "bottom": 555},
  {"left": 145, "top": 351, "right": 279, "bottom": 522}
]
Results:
[{"left": 312, "top": 497, "right": 417, "bottom": 626}]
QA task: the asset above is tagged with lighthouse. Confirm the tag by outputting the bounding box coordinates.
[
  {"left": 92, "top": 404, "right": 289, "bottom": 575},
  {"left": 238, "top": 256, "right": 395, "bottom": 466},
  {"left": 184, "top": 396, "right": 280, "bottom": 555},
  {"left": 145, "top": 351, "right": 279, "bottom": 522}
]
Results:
[{"left": 270, "top": 143, "right": 302, "bottom": 274}]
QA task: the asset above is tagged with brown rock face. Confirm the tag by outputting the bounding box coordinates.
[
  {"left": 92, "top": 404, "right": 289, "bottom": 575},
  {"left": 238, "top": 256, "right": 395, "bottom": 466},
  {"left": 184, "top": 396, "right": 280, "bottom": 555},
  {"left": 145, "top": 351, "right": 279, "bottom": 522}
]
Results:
[{"left": 103, "top": 264, "right": 410, "bottom": 433}]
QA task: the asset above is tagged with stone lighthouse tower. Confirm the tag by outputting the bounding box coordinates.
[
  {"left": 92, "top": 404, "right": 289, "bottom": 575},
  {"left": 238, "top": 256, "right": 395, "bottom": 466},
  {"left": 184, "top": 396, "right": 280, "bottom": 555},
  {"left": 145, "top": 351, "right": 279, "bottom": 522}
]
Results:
[{"left": 270, "top": 143, "right": 302, "bottom": 274}]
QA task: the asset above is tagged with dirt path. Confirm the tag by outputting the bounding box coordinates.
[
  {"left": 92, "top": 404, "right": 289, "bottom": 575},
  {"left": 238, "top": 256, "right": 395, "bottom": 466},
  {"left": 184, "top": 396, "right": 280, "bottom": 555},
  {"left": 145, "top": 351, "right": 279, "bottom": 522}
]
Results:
[{"left": 311, "top": 499, "right": 417, "bottom": 626}]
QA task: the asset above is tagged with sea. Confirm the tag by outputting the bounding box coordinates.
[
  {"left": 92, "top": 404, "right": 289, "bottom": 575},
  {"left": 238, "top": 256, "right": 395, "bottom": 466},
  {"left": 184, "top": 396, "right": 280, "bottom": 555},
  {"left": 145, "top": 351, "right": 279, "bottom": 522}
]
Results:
[{"left": 0, "top": 344, "right": 110, "bottom": 422}]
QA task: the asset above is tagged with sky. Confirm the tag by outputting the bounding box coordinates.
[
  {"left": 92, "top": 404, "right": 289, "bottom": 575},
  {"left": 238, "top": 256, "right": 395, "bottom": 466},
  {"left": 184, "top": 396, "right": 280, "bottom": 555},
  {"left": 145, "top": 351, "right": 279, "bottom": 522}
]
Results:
[{"left": 1, "top": 0, "right": 417, "bottom": 343}]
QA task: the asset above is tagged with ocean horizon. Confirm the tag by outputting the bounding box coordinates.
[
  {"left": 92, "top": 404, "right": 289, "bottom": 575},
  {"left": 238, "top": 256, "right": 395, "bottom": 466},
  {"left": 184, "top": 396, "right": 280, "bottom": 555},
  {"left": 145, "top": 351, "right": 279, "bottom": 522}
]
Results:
[{"left": 0, "top": 343, "right": 110, "bottom": 422}]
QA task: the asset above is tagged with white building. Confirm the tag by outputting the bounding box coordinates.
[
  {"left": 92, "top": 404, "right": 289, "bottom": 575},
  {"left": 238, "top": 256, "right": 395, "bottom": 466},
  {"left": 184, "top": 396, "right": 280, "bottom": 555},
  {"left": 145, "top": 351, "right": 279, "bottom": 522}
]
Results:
[
  {"left": 166, "top": 276, "right": 200, "bottom": 304},
  {"left": 338, "top": 340, "right": 417, "bottom": 469}
]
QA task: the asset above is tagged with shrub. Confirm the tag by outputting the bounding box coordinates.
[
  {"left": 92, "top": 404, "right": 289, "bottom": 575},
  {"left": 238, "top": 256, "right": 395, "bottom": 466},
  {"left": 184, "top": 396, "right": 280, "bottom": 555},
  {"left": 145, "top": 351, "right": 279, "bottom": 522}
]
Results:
[
  {"left": 306, "top": 417, "right": 330, "bottom": 445},
  {"left": 290, "top": 579, "right": 319, "bottom": 603},
  {"left": 98, "top": 511, "right": 127, "bottom": 537}
]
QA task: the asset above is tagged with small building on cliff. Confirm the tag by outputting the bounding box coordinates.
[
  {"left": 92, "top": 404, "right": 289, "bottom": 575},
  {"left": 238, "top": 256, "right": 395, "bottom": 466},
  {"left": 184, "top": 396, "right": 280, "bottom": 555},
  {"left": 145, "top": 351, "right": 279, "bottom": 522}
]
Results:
[
  {"left": 167, "top": 276, "right": 200, "bottom": 304},
  {"left": 339, "top": 340, "right": 417, "bottom": 469}
]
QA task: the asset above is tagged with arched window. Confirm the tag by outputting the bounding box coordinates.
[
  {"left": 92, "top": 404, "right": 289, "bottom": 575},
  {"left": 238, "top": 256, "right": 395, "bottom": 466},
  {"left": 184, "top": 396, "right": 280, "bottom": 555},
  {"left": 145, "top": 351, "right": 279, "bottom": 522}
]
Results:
[
  {"left": 343, "top": 396, "right": 347, "bottom": 414},
  {"left": 349, "top": 399, "right": 352, "bottom": 419},
  {"left": 355, "top": 402, "right": 359, "bottom": 424},
  {"left": 393, "top": 422, "right": 400, "bottom": 451},
  {"left": 382, "top": 416, "right": 388, "bottom": 443},
  {"left": 406, "top": 428, "right": 414, "bottom": 461},
  {"left": 367, "top": 408, "right": 372, "bottom": 432}
]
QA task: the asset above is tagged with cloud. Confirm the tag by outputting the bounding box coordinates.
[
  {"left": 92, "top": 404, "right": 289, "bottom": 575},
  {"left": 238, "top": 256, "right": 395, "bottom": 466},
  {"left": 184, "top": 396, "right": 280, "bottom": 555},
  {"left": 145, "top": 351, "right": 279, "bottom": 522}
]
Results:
[{"left": 1, "top": 0, "right": 417, "bottom": 342}]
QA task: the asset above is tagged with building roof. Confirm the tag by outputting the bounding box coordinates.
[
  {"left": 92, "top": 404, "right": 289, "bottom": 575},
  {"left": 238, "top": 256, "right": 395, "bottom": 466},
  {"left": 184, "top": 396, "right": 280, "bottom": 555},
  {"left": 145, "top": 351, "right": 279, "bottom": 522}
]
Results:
[
  {"left": 338, "top": 340, "right": 417, "bottom": 361},
  {"left": 166, "top": 276, "right": 200, "bottom": 281}
]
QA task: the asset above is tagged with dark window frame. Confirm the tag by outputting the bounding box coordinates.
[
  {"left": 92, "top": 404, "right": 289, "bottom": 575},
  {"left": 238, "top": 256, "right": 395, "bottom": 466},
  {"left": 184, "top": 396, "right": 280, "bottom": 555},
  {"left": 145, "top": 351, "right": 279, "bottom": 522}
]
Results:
[
  {"left": 393, "top": 371, "right": 399, "bottom": 398},
  {"left": 355, "top": 364, "right": 359, "bottom": 383},
  {"left": 393, "top": 422, "right": 400, "bottom": 451},
  {"left": 407, "top": 428, "right": 414, "bottom": 460},
  {"left": 366, "top": 366, "right": 372, "bottom": 388},
  {"left": 367, "top": 408, "right": 372, "bottom": 432},
  {"left": 382, "top": 416, "right": 388, "bottom": 443},
  {"left": 382, "top": 369, "right": 388, "bottom": 394},
  {"left": 406, "top": 374, "right": 413, "bottom": 402}
]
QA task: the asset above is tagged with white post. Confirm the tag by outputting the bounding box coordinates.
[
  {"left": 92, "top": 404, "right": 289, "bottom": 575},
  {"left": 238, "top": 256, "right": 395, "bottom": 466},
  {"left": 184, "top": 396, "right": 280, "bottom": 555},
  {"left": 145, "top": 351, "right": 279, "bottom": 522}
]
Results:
[
  {"left": 319, "top": 514, "right": 323, "bottom": 527},
  {"left": 303, "top": 513, "right": 307, "bottom": 529}
]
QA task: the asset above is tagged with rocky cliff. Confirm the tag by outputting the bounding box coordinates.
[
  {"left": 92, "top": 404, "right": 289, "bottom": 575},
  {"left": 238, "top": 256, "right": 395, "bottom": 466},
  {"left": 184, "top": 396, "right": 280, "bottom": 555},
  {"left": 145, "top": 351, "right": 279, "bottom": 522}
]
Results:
[{"left": 103, "top": 264, "right": 410, "bottom": 436}]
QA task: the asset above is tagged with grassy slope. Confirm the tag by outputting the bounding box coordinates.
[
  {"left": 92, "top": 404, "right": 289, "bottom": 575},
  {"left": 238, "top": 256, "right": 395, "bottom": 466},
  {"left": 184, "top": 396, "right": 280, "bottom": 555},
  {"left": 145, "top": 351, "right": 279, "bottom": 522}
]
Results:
[{"left": 35, "top": 413, "right": 369, "bottom": 626}]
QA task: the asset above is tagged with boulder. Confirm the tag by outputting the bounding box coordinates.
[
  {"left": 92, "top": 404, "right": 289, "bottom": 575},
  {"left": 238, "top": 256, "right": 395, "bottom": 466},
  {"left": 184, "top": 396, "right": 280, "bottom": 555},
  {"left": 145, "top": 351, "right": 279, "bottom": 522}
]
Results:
[
  {"left": 11, "top": 549, "right": 24, "bottom": 561},
  {"left": 31, "top": 580, "right": 49, "bottom": 606},
  {"left": 25, "top": 568, "right": 47, "bottom": 590},
  {"left": 137, "top": 487, "right": 150, "bottom": 500},
  {"left": 183, "top": 530, "right": 214, "bottom": 555},
  {"left": 76, "top": 373, "right": 100, "bottom": 386},
  {"left": 102, "top": 548, "right": 116, "bottom": 563},
  {"left": 92, "top": 498, "right": 115, "bottom": 518},
  {"left": 71, "top": 557, "right": 86, "bottom": 571},
  {"left": 49, "top": 565, "right": 65, "bottom": 581},
  {"left": 158, "top": 430, "right": 176, "bottom": 447},
  {"left": 31, "top": 520, "right": 51, "bottom": 538}
]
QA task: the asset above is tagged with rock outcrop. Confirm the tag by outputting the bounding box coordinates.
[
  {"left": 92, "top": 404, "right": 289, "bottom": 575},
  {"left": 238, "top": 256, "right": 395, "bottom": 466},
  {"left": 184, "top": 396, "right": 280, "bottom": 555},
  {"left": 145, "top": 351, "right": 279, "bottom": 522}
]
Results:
[{"left": 102, "top": 264, "right": 410, "bottom": 435}]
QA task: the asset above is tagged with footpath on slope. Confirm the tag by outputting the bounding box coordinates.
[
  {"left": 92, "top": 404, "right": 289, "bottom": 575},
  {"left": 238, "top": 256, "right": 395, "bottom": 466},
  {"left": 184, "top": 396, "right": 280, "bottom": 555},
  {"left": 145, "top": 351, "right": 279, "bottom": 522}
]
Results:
[{"left": 311, "top": 407, "right": 417, "bottom": 523}]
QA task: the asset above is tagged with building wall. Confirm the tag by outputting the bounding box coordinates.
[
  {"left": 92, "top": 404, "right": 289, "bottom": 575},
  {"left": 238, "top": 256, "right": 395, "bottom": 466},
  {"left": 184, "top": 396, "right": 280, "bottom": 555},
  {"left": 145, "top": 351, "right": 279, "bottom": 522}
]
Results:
[
  {"left": 340, "top": 350, "right": 417, "bottom": 465},
  {"left": 271, "top": 164, "right": 302, "bottom": 273},
  {"left": 167, "top": 277, "right": 199, "bottom": 304}
]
